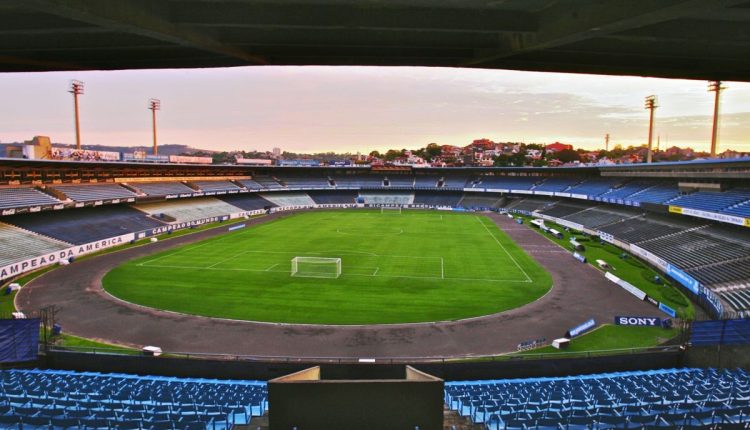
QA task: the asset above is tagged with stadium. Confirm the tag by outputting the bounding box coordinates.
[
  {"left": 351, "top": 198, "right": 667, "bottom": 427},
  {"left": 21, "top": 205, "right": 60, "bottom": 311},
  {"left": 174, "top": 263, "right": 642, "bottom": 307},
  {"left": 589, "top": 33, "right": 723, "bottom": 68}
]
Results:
[{"left": 2, "top": 1, "right": 750, "bottom": 430}]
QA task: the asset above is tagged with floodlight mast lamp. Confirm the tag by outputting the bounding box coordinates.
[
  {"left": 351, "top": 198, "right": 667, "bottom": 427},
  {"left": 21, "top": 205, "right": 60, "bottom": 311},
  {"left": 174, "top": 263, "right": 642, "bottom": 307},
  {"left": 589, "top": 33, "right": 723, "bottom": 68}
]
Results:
[
  {"left": 149, "top": 98, "right": 161, "bottom": 156},
  {"left": 644, "top": 95, "right": 658, "bottom": 164},
  {"left": 708, "top": 81, "right": 725, "bottom": 158},
  {"left": 69, "top": 80, "right": 84, "bottom": 150}
]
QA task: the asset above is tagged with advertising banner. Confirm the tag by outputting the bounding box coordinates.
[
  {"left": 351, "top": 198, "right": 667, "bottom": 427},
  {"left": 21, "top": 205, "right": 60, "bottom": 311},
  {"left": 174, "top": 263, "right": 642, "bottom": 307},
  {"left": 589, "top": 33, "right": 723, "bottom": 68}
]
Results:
[
  {"left": 604, "top": 272, "right": 647, "bottom": 300},
  {"left": 666, "top": 264, "right": 701, "bottom": 295},
  {"left": 615, "top": 316, "right": 662, "bottom": 326},
  {"left": 566, "top": 319, "right": 596, "bottom": 338},
  {"left": 659, "top": 303, "right": 677, "bottom": 317},
  {"left": 0, "top": 233, "right": 135, "bottom": 281}
]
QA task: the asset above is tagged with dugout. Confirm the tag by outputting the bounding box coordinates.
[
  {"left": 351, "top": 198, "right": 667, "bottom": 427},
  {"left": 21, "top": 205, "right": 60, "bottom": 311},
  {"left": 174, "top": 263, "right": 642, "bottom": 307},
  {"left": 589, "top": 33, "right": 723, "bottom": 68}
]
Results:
[{"left": 268, "top": 365, "right": 443, "bottom": 430}]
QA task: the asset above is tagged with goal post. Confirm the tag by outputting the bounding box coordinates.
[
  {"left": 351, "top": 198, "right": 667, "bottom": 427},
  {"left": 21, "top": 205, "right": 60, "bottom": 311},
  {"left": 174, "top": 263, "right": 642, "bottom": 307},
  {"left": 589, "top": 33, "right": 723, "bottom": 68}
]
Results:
[
  {"left": 381, "top": 206, "right": 402, "bottom": 214},
  {"left": 290, "top": 257, "right": 342, "bottom": 278}
]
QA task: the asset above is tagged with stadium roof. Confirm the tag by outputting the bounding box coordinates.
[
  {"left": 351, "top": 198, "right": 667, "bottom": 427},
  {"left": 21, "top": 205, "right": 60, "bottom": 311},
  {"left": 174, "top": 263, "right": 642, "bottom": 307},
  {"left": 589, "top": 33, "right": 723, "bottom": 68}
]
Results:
[{"left": 3, "top": 0, "right": 750, "bottom": 81}]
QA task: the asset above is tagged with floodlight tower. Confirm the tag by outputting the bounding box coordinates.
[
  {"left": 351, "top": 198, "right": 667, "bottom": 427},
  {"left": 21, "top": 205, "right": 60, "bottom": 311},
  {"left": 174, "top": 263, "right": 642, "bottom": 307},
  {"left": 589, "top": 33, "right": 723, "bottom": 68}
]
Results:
[
  {"left": 148, "top": 98, "right": 161, "bottom": 156},
  {"left": 605, "top": 133, "right": 610, "bottom": 152},
  {"left": 69, "top": 80, "right": 84, "bottom": 150},
  {"left": 644, "top": 95, "right": 658, "bottom": 163},
  {"left": 708, "top": 81, "right": 725, "bottom": 158}
]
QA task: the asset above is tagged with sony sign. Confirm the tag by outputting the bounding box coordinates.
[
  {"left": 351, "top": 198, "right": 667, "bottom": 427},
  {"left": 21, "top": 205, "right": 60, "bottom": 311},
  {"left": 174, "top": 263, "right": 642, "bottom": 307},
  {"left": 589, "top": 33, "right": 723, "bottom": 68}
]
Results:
[{"left": 615, "top": 316, "right": 662, "bottom": 326}]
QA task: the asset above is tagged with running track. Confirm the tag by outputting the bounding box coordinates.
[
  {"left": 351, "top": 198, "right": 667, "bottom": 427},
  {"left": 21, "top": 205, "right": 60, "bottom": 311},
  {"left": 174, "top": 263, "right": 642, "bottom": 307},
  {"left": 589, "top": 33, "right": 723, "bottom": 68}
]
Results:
[{"left": 17, "top": 211, "right": 663, "bottom": 359}]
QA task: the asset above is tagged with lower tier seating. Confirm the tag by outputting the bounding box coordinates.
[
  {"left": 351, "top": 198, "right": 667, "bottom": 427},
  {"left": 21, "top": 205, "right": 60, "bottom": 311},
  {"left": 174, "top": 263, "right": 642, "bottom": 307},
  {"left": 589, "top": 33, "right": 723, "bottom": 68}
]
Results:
[
  {"left": 0, "top": 222, "right": 70, "bottom": 267},
  {"left": 306, "top": 190, "right": 358, "bottom": 204},
  {"left": 2, "top": 206, "right": 165, "bottom": 245},
  {"left": 0, "top": 369, "right": 267, "bottom": 430},
  {"left": 258, "top": 192, "right": 316, "bottom": 206},
  {"left": 135, "top": 198, "right": 243, "bottom": 222},
  {"left": 358, "top": 191, "right": 414, "bottom": 205},
  {"left": 218, "top": 194, "right": 276, "bottom": 211},
  {"left": 446, "top": 368, "right": 750, "bottom": 430},
  {"left": 412, "top": 191, "right": 463, "bottom": 207},
  {"left": 457, "top": 193, "right": 504, "bottom": 209}
]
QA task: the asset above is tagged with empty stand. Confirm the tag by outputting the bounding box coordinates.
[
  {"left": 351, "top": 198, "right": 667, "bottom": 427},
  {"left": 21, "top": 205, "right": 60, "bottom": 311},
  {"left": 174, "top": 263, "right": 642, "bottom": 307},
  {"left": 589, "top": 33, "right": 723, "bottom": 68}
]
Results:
[
  {"left": 457, "top": 193, "right": 504, "bottom": 209},
  {"left": 218, "top": 194, "right": 276, "bottom": 211},
  {"left": 504, "top": 198, "right": 557, "bottom": 213},
  {"left": 51, "top": 184, "right": 137, "bottom": 202},
  {"left": 567, "top": 177, "right": 622, "bottom": 197},
  {"left": 532, "top": 177, "right": 580, "bottom": 193},
  {"left": 638, "top": 230, "right": 749, "bottom": 270},
  {"left": 414, "top": 175, "right": 440, "bottom": 188},
  {"left": 258, "top": 192, "right": 316, "bottom": 206},
  {"left": 135, "top": 198, "right": 243, "bottom": 222},
  {"left": 3, "top": 206, "right": 164, "bottom": 245},
  {"left": 131, "top": 182, "right": 195, "bottom": 196},
  {"left": 563, "top": 207, "right": 638, "bottom": 229},
  {"left": 385, "top": 175, "right": 415, "bottom": 188},
  {"left": 190, "top": 181, "right": 241, "bottom": 193},
  {"left": 669, "top": 188, "right": 750, "bottom": 213},
  {"left": 598, "top": 217, "right": 684, "bottom": 244},
  {"left": 276, "top": 175, "right": 330, "bottom": 189},
  {"left": 441, "top": 175, "right": 471, "bottom": 189},
  {"left": 250, "top": 176, "right": 285, "bottom": 189},
  {"left": 306, "top": 190, "right": 357, "bottom": 204},
  {"left": 446, "top": 368, "right": 750, "bottom": 430},
  {"left": 0, "top": 222, "right": 70, "bottom": 267},
  {"left": 536, "top": 202, "right": 589, "bottom": 218},
  {"left": 0, "top": 369, "right": 267, "bottom": 430},
  {"left": 413, "top": 191, "right": 462, "bottom": 207},
  {"left": 0, "top": 187, "right": 61, "bottom": 210},
  {"left": 477, "top": 176, "right": 538, "bottom": 190},
  {"left": 358, "top": 191, "right": 414, "bottom": 205},
  {"left": 237, "top": 179, "right": 265, "bottom": 190},
  {"left": 332, "top": 174, "right": 384, "bottom": 188},
  {"left": 627, "top": 182, "right": 682, "bottom": 204}
]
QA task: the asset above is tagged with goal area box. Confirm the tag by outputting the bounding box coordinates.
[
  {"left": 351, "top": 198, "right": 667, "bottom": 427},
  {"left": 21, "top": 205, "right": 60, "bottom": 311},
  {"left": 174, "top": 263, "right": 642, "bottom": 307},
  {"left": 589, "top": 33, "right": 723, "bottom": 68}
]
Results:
[{"left": 291, "top": 257, "right": 342, "bottom": 278}]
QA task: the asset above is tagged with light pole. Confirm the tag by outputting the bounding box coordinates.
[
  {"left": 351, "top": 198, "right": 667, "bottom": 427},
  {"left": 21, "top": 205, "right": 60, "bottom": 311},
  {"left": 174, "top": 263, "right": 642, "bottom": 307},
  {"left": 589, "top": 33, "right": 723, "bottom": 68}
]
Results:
[
  {"left": 708, "top": 81, "right": 725, "bottom": 158},
  {"left": 148, "top": 98, "right": 161, "bottom": 156},
  {"left": 644, "top": 95, "right": 658, "bottom": 163},
  {"left": 69, "top": 80, "right": 84, "bottom": 150}
]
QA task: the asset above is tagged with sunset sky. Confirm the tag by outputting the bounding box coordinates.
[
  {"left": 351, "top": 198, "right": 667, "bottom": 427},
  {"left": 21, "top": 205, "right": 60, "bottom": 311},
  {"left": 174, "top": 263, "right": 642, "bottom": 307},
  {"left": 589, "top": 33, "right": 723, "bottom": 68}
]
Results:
[{"left": 1, "top": 66, "right": 749, "bottom": 154}]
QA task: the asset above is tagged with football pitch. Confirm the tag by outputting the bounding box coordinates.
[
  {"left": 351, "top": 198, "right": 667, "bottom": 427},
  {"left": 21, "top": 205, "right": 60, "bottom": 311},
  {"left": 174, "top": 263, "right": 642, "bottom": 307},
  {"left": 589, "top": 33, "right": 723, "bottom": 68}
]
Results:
[{"left": 103, "top": 210, "right": 552, "bottom": 324}]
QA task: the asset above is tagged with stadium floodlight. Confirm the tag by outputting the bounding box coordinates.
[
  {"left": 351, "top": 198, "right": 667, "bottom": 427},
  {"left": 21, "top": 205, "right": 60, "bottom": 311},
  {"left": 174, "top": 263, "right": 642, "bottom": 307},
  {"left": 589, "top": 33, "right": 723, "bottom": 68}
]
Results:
[
  {"left": 381, "top": 207, "right": 402, "bottom": 214},
  {"left": 644, "top": 95, "right": 658, "bottom": 163},
  {"left": 291, "top": 257, "right": 342, "bottom": 278},
  {"left": 69, "top": 80, "right": 84, "bottom": 150},
  {"left": 148, "top": 98, "right": 161, "bottom": 156}
]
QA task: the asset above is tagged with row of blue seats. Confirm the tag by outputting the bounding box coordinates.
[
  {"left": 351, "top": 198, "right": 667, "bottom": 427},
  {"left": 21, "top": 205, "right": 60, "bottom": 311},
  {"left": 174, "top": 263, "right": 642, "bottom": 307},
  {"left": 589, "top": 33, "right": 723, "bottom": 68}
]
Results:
[
  {"left": 1, "top": 370, "right": 267, "bottom": 430},
  {"left": 446, "top": 369, "right": 750, "bottom": 430}
]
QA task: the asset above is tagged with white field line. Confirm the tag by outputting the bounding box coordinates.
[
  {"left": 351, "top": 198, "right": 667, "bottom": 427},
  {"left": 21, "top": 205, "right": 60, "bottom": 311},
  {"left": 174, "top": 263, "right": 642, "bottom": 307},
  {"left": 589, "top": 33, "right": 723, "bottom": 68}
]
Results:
[
  {"left": 372, "top": 267, "right": 380, "bottom": 275},
  {"left": 265, "top": 263, "right": 280, "bottom": 271},
  {"left": 475, "top": 216, "right": 532, "bottom": 282},
  {"left": 441, "top": 257, "right": 445, "bottom": 279},
  {"left": 140, "top": 263, "right": 530, "bottom": 283},
  {"left": 139, "top": 240, "right": 216, "bottom": 266}
]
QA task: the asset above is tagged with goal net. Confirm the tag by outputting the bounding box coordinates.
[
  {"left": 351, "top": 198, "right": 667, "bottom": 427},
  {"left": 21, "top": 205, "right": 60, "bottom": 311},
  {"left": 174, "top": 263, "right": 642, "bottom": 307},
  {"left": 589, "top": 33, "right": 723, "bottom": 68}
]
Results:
[
  {"left": 290, "top": 257, "right": 342, "bottom": 278},
  {"left": 381, "top": 207, "right": 402, "bottom": 214}
]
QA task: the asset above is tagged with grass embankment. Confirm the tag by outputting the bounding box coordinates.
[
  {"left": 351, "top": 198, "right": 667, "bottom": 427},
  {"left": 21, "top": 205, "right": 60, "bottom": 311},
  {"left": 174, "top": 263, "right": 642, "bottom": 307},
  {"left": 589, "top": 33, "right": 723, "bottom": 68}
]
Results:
[{"left": 518, "top": 215, "right": 694, "bottom": 320}]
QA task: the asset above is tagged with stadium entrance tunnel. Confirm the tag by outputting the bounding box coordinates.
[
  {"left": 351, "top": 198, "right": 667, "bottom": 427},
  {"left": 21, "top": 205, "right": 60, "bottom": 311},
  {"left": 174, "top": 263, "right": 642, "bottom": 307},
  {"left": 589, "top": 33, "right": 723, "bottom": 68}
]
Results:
[{"left": 268, "top": 365, "right": 443, "bottom": 430}]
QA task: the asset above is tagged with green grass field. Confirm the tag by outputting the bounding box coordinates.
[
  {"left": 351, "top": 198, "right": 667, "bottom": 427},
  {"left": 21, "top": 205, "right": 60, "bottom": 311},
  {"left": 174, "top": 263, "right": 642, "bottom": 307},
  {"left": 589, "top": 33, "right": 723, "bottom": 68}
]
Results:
[{"left": 103, "top": 210, "right": 551, "bottom": 324}]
